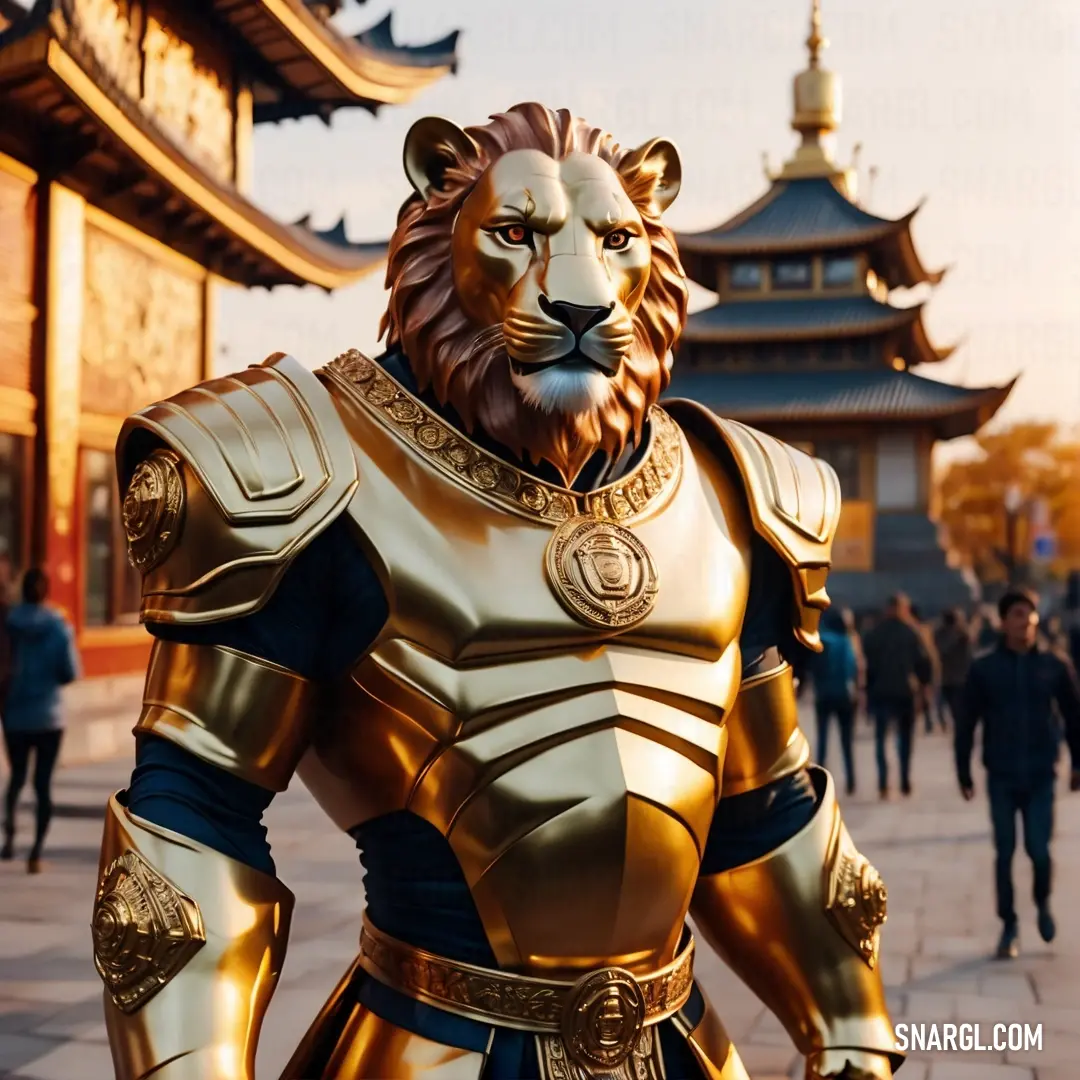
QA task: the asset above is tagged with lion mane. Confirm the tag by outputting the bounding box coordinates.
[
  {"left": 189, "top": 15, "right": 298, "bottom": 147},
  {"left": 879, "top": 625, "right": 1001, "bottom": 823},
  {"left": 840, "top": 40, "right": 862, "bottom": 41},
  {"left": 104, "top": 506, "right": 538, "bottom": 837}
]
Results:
[{"left": 379, "top": 102, "right": 689, "bottom": 484}]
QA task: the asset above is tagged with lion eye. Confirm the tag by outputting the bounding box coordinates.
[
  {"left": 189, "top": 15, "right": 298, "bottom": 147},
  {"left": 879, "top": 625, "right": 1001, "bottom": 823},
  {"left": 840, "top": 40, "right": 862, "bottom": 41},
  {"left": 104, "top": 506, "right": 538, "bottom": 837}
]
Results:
[
  {"left": 494, "top": 224, "right": 533, "bottom": 247},
  {"left": 604, "top": 229, "right": 632, "bottom": 251}
]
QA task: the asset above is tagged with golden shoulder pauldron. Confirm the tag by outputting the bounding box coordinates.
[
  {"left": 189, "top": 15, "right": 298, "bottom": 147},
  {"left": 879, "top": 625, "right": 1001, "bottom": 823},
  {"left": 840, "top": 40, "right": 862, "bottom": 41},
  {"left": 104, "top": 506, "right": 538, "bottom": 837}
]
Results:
[
  {"left": 664, "top": 399, "right": 841, "bottom": 649},
  {"left": 117, "top": 352, "right": 358, "bottom": 625}
]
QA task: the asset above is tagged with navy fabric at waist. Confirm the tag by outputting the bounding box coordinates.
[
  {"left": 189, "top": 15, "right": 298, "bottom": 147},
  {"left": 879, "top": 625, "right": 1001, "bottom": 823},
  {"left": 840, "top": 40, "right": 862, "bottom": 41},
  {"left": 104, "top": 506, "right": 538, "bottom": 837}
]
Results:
[{"left": 350, "top": 810, "right": 499, "bottom": 967}]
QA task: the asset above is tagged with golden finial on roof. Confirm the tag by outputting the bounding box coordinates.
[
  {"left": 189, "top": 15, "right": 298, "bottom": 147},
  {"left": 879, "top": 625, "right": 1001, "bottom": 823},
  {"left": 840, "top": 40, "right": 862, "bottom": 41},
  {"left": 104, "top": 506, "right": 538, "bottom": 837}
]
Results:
[
  {"left": 806, "top": 0, "right": 827, "bottom": 68},
  {"left": 780, "top": 0, "right": 850, "bottom": 189}
]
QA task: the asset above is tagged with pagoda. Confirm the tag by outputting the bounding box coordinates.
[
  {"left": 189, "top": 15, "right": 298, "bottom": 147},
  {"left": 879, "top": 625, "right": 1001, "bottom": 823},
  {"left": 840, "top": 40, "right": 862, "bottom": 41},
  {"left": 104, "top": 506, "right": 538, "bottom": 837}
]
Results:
[
  {"left": 0, "top": 0, "right": 458, "bottom": 675},
  {"left": 667, "top": 0, "right": 1015, "bottom": 616}
]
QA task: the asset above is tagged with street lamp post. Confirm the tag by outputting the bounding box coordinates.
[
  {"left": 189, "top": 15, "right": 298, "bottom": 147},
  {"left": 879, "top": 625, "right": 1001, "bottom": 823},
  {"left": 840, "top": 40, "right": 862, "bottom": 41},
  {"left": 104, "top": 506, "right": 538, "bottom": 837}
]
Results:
[{"left": 1004, "top": 484, "right": 1024, "bottom": 583}]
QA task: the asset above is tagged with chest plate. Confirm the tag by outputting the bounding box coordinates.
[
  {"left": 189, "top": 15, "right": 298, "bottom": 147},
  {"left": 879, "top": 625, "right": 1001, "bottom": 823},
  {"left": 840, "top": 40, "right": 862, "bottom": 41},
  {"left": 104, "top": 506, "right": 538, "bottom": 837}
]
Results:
[{"left": 299, "top": 357, "right": 753, "bottom": 976}]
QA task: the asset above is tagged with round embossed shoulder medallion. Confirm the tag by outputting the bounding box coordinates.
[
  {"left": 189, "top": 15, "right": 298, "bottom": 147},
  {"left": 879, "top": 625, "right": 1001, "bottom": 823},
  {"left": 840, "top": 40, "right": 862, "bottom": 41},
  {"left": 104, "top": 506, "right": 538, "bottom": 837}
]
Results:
[
  {"left": 544, "top": 515, "right": 659, "bottom": 630},
  {"left": 123, "top": 449, "right": 185, "bottom": 573}
]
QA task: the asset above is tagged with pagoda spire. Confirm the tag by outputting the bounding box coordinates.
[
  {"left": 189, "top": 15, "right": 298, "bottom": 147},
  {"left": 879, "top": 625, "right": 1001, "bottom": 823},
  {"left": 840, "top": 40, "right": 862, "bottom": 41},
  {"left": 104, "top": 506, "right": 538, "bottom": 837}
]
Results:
[{"left": 779, "top": 0, "right": 858, "bottom": 196}]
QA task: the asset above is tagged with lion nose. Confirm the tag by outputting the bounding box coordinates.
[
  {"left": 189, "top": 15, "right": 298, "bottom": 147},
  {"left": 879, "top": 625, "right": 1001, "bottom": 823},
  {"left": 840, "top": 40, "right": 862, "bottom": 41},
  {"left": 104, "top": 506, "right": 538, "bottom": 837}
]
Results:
[{"left": 539, "top": 297, "right": 614, "bottom": 339}]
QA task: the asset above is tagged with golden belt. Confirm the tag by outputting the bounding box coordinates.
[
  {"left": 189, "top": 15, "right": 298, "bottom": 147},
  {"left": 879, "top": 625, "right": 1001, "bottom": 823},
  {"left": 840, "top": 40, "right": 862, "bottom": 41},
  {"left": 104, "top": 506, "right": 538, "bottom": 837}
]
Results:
[{"left": 358, "top": 914, "right": 695, "bottom": 1074}]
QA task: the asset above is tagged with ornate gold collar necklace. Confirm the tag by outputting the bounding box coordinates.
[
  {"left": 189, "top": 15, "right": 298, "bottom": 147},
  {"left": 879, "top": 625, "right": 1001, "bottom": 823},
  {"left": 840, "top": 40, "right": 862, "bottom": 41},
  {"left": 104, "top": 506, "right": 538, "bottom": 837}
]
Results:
[{"left": 325, "top": 348, "right": 682, "bottom": 630}]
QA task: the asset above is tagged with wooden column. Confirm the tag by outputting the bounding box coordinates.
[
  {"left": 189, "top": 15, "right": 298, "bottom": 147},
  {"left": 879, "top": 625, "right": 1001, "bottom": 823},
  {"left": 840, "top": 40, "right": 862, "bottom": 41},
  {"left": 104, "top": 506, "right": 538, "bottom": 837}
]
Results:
[{"left": 39, "top": 183, "right": 85, "bottom": 623}]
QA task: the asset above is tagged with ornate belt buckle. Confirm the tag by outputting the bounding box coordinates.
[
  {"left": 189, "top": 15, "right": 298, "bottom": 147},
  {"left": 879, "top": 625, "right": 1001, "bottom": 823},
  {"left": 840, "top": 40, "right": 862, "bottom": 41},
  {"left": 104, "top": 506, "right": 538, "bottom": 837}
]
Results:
[{"left": 560, "top": 967, "right": 646, "bottom": 1072}]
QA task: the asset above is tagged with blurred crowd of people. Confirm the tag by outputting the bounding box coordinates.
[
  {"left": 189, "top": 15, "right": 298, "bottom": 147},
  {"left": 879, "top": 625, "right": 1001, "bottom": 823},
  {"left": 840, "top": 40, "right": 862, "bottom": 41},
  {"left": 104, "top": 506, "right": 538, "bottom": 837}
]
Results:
[{"left": 800, "top": 587, "right": 1080, "bottom": 961}]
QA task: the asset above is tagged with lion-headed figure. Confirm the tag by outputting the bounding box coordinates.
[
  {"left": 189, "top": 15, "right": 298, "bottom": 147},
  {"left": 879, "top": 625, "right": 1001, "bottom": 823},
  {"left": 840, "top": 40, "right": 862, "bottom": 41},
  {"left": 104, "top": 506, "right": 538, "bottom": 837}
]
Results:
[{"left": 380, "top": 102, "right": 689, "bottom": 485}]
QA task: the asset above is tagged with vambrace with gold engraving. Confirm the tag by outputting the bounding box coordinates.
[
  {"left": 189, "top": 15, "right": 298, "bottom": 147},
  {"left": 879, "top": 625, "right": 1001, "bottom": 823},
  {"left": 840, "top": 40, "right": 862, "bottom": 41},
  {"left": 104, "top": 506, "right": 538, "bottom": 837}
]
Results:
[
  {"left": 693, "top": 764, "right": 899, "bottom": 1078},
  {"left": 93, "top": 793, "right": 293, "bottom": 1080}
]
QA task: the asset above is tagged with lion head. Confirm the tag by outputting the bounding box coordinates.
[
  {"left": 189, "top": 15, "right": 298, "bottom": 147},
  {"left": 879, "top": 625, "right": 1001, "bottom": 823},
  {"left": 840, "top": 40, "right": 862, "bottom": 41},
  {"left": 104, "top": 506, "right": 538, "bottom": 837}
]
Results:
[{"left": 379, "top": 103, "right": 689, "bottom": 486}]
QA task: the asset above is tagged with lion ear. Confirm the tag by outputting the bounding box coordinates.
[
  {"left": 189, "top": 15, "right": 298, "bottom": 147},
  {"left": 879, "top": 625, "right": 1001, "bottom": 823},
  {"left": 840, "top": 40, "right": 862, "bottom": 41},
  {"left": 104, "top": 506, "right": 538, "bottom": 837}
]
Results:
[
  {"left": 619, "top": 137, "right": 682, "bottom": 213},
  {"left": 403, "top": 116, "right": 478, "bottom": 199}
]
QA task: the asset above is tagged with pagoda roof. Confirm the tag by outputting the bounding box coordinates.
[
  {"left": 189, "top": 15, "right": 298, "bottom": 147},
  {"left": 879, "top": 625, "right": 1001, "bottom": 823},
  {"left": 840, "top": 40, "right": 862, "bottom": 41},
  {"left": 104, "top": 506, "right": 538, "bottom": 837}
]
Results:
[
  {"left": 676, "top": 177, "right": 944, "bottom": 290},
  {"left": 0, "top": 4, "right": 389, "bottom": 288},
  {"left": 682, "top": 295, "right": 953, "bottom": 366},
  {"left": 211, "top": 2, "right": 459, "bottom": 122},
  {"left": 663, "top": 368, "right": 1015, "bottom": 441}
]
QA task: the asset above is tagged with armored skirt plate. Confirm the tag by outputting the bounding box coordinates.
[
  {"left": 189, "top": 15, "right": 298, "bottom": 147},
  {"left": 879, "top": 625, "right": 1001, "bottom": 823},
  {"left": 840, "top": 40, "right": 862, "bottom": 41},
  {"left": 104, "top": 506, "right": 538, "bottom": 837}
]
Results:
[{"left": 544, "top": 515, "right": 659, "bottom": 630}]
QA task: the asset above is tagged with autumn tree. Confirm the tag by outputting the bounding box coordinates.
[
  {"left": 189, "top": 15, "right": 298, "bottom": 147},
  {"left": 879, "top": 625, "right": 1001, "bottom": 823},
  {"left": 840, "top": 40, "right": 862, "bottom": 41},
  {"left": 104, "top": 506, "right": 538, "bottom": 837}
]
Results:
[{"left": 935, "top": 422, "right": 1080, "bottom": 582}]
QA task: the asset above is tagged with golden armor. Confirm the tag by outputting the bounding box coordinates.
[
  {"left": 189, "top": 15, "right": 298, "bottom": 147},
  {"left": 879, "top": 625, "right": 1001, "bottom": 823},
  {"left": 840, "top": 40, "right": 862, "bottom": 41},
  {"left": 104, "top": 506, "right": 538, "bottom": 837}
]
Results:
[{"left": 94, "top": 102, "right": 898, "bottom": 1080}]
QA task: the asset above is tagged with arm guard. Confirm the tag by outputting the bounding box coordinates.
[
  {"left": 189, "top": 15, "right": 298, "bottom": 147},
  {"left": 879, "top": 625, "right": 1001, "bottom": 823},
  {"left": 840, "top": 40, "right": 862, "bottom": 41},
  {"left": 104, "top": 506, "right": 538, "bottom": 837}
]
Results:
[
  {"left": 692, "top": 768, "right": 898, "bottom": 1077},
  {"left": 723, "top": 660, "right": 809, "bottom": 795},
  {"left": 95, "top": 793, "right": 293, "bottom": 1080}
]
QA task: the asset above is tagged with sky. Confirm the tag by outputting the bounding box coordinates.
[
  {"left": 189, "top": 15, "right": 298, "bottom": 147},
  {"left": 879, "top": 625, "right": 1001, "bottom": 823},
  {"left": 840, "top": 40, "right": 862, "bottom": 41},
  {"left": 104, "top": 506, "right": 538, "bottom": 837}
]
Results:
[{"left": 216, "top": 0, "right": 1080, "bottom": 449}]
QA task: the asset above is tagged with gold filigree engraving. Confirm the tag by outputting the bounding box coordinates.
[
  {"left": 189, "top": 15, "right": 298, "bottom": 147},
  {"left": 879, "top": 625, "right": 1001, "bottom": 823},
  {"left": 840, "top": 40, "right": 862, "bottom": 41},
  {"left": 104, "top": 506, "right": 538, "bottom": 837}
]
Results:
[
  {"left": 123, "top": 449, "right": 185, "bottom": 572},
  {"left": 326, "top": 349, "right": 682, "bottom": 526},
  {"left": 825, "top": 829, "right": 888, "bottom": 969},
  {"left": 92, "top": 849, "right": 205, "bottom": 1013},
  {"left": 538, "top": 1020, "right": 664, "bottom": 1080},
  {"left": 545, "top": 516, "right": 659, "bottom": 631},
  {"left": 357, "top": 917, "right": 694, "bottom": 1036},
  {"left": 561, "top": 967, "right": 646, "bottom": 1072}
]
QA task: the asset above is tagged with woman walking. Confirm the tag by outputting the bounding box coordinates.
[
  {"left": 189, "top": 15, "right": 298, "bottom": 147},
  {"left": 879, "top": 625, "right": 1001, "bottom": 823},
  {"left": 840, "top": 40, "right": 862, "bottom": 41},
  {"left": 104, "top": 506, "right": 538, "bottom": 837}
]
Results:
[
  {"left": 810, "top": 606, "right": 861, "bottom": 794},
  {"left": 1, "top": 569, "right": 80, "bottom": 873}
]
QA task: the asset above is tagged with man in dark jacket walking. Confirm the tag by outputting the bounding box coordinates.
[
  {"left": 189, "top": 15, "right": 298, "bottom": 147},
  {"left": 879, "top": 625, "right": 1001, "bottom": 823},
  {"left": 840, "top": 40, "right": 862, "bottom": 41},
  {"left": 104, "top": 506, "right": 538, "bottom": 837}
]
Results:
[
  {"left": 956, "top": 588, "right": 1080, "bottom": 959},
  {"left": 862, "top": 592, "right": 934, "bottom": 797}
]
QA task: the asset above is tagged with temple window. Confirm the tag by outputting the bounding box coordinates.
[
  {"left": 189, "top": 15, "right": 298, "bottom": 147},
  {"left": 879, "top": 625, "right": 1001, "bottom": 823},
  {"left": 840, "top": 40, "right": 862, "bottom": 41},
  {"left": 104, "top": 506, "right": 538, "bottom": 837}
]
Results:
[
  {"left": 823, "top": 255, "right": 857, "bottom": 287},
  {"left": 814, "top": 440, "right": 863, "bottom": 498},
  {"left": 729, "top": 261, "right": 763, "bottom": 290},
  {"left": 770, "top": 259, "right": 812, "bottom": 289},
  {"left": 82, "top": 449, "right": 141, "bottom": 627}
]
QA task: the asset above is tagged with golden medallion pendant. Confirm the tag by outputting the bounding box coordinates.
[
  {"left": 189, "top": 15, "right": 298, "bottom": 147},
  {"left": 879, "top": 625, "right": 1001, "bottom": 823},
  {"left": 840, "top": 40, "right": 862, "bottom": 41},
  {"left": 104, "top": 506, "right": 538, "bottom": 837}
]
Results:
[
  {"left": 561, "top": 967, "right": 646, "bottom": 1072},
  {"left": 544, "top": 515, "right": 659, "bottom": 630}
]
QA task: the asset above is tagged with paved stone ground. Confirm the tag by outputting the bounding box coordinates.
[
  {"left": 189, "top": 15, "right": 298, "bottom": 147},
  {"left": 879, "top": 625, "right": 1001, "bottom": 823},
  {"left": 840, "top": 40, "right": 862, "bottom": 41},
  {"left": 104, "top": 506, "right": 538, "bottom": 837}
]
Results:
[{"left": 1, "top": 715, "right": 1078, "bottom": 1080}]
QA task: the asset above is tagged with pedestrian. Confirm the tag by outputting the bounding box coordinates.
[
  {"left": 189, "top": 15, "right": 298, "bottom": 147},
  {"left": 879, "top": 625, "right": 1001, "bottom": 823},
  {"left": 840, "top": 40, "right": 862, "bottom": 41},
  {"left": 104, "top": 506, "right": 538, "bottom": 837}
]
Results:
[
  {"left": 934, "top": 608, "right": 974, "bottom": 731},
  {"left": 956, "top": 587, "right": 1080, "bottom": 960},
  {"left": 1, "top": 569, "right": 80, "bottom": 873},
  {"left": 909, "top": 604, "right": 941, "bottom": 734},
  {"left": 861, "top": 592, "right": 934, "bottom": 798},
  {"left": 809, "top": 607, "right": 860, "bottom": 794}
]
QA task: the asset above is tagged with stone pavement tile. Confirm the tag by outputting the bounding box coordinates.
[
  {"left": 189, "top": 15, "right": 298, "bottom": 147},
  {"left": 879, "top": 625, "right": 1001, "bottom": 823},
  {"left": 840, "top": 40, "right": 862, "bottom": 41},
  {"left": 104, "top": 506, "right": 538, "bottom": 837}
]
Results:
[
  {"left": 731, "top": 1042, "right": 798, "bottom": 1076},
  {"left": 902, "top": 991, "right": 959, "bottom": 1021},
  {"left": 0, "top": 1032, "right": 65, "bottom": 1075},
  {"left": 4, "top": 1037, "right": 115, "bottom": 1080},
  {"left": 919, "top": 936, "right": 996, "bottom": 960},
  {"left": 927, "top": 1064, "right": 1033, "bottom": 1079},
  {"left": 896, "top": 1060, "right": 930, "bottom": 1080},
  {"left": 1006, "top": 1031, "right": 1080, "bottom": 1067},
  {"left": 29, "top": 998, "right": 110, "bottom": 1043},
  {"left": 0, "top": 981, "right": 101, "bottom": 1005},
  {"left": 0, "top": 924, "right": 82, "bottom": 962},
  {"left": 977, "top": 973, "right": 1039, "bottom": 1003}
]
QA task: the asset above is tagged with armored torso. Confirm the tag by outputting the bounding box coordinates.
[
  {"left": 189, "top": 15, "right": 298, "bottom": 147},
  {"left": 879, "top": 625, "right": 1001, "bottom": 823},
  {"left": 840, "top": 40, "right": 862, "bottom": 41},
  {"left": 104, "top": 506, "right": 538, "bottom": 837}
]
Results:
[{"left": 297, "top": 351, "right": 753, "bottom": 978}]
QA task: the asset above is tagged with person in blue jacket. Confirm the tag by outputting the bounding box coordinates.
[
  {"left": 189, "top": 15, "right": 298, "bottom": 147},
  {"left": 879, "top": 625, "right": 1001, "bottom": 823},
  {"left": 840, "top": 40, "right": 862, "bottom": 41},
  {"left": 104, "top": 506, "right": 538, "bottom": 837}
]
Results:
[
  {"left": 810, "top": 606, "right": 861, "bottom": 794},
  {"left": 1, "top": 569, "right": 80, "bottom": 873}
]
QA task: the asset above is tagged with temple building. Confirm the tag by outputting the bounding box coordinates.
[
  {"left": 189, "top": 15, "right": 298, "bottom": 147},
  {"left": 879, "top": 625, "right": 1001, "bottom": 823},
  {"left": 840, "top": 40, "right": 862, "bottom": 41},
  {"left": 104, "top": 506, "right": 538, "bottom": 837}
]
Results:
[
  {"left": 0, "top": 0, "right": 457, "bottom": 675},
  {"left": 667, "top": 0, "right": 1014, "bottom": 615}
]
